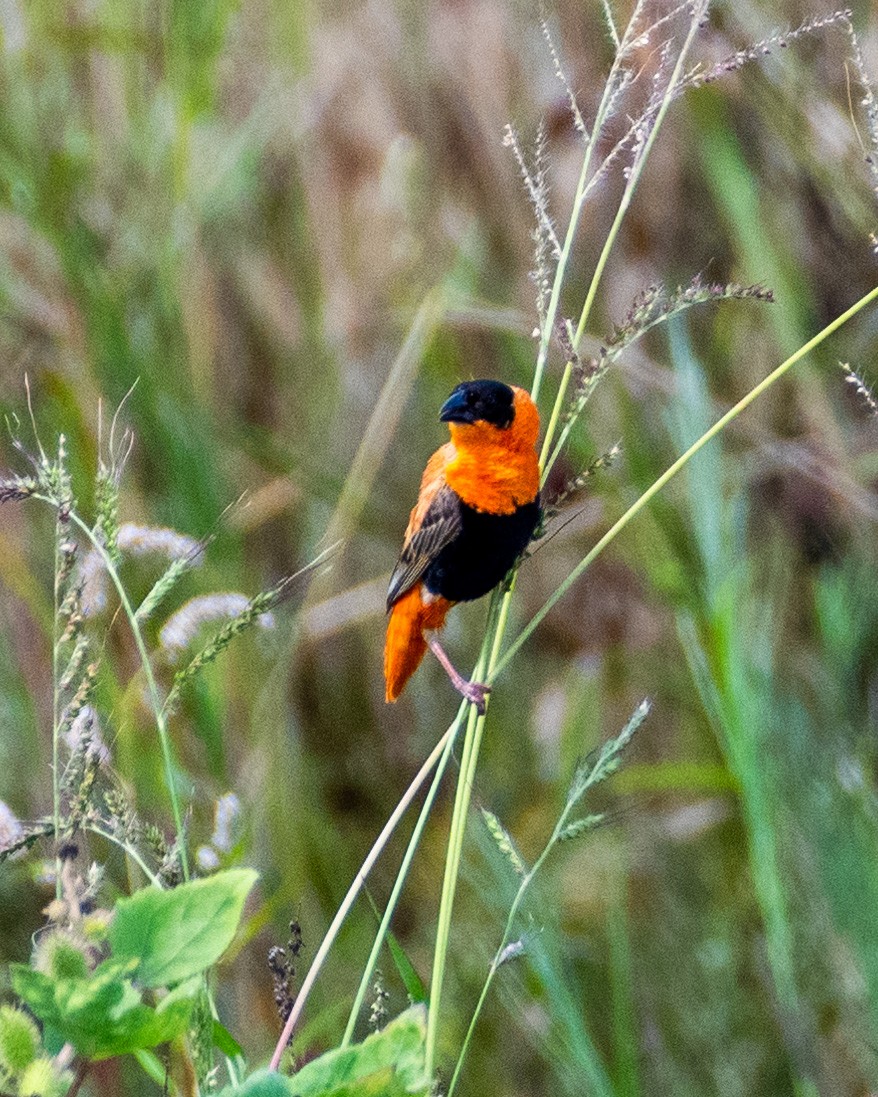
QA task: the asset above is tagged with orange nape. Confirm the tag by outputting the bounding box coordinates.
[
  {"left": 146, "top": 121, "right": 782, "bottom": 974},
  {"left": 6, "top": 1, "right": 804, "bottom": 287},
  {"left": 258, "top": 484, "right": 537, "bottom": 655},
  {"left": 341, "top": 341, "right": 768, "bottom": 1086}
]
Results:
[{"left": 384, "top": 585, "right": 451, "bottom": 703}]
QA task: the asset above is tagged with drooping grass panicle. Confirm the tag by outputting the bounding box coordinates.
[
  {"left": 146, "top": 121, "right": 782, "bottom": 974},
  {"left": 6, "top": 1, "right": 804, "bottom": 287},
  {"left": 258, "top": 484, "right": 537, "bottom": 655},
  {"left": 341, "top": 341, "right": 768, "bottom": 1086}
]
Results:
[
  {"left": 605, "top": 277, "right": 775, "bottom": 354},
  {"left": 840, "top": 12, "right": 878, "bottom": 250},
  {"left": 544, "top": 278, "right": 774, "bottom": 479},
  {"left": 543, "top": 441, "right": 623, "bottom": 516},
  {"left": 683, "top": 9, "right": 855, "bottom": 92}
]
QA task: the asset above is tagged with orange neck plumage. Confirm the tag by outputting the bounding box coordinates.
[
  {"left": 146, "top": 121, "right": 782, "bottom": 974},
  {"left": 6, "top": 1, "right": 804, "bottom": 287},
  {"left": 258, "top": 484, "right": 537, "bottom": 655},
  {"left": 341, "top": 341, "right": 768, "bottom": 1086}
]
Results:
[{"left": 444, "top": 386, "right": 540, "bottom": 515}]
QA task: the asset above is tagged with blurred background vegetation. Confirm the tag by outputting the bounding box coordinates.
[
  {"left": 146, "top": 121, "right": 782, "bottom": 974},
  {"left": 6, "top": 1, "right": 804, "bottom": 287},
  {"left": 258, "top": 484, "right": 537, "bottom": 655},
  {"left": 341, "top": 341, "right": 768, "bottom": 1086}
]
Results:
[{"left": 0, "top": 0, "right": 877, "bottom": 1094}]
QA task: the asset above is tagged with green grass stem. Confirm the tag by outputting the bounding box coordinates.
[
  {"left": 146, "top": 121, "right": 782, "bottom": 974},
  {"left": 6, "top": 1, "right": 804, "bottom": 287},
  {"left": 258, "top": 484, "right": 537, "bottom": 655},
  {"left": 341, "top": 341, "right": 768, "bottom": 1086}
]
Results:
[
  {"left": 493, "top": 280, "right": 878, "bottom": 682},
  {"left": 268, "top": 715, "right": 464, "bottom": 1071},
  {"left": 340, "top": 705, "right": 465, "bottom": 1047}
]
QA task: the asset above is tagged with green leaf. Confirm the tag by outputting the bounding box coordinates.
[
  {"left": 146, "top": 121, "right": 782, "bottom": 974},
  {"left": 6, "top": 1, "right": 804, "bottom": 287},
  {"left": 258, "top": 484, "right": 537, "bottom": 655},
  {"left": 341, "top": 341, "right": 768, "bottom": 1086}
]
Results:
[
  {"left": 216, "top": 1069, "right": 293, "bottom": 1096},
  {"left": 11, "top": 964, "right": 198, "bottom": 1060},
  {"left": 384, "top": 929, "right": 427, "bottom": 1005},
  {"left": 213, "top": 1018, "right": 244, "bottom": 1058},
  {"left": 109, "top": 869, "right": 257, "bottom": 987},
  {"left": 288, "top": 1005, "right": 429, "bottom": 1097}
]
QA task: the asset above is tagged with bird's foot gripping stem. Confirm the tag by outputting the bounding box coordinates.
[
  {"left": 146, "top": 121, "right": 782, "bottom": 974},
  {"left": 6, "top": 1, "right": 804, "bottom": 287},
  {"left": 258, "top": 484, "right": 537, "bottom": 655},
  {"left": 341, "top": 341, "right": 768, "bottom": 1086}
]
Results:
[{"left": 427, "top": 635, "right": 491, "bottom": 715}]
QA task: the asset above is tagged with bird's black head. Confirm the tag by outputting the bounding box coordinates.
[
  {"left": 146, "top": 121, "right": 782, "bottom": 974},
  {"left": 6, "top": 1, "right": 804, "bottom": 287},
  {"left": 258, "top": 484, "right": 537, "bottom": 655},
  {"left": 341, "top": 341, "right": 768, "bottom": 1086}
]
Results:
[{"left": 439, "top": 380, "right": 516, "bottom": 429}]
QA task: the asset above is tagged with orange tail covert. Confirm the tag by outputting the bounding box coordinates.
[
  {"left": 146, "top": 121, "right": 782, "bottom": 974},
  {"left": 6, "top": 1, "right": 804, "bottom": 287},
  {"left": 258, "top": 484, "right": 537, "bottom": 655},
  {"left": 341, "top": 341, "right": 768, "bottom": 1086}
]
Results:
[{"left": 384, "top": 587, "right": 451, "bottom": 702}]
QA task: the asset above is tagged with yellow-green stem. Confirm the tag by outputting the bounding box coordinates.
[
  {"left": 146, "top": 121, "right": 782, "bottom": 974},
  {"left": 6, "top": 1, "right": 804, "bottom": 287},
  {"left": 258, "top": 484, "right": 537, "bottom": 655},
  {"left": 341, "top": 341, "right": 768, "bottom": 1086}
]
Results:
[{"left": 495, "top": 282, "right": 878, "bottom": 680}]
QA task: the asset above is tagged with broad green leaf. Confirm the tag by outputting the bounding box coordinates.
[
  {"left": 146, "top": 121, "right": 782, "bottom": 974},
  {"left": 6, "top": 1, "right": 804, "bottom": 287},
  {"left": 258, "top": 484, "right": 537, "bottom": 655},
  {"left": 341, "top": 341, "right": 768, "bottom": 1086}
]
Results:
[
  {"left": 216, "top": 1070, "right": 292, "bottom": 1096},
  {"left": 109, "top": 868, "right": 257, "bottom": 987},
  {"left": 288, "top": 1005, "right": 429, "bottom": 1097},
  {"left": 10, "top": 964, "right": 198, "bottom": 1060}
]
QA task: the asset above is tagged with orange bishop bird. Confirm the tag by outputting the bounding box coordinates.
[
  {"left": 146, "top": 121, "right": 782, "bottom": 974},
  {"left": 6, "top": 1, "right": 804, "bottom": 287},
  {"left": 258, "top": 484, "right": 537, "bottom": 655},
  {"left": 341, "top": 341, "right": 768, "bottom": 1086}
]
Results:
[{"left": 384, "top": 379, "right": 541, "bottom": 712}]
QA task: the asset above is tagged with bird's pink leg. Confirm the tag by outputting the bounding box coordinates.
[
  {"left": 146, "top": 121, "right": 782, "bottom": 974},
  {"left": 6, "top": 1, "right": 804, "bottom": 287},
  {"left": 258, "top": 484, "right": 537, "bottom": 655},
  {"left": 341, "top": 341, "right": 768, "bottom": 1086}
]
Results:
[{"left": 427, "top": 635, "right": 491, "bottom": 715}]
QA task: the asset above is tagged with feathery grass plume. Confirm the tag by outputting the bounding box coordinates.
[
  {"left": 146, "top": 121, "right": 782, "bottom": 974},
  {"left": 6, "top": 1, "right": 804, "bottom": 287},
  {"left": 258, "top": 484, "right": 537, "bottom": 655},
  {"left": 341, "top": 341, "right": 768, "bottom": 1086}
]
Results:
[
  {"left": 208, "top": 793, "right": 241, "bottom": 853},
  {"left": 503, "top": 121, "right": 557, "bottom": 333},
  {"left": 541, "top": 12, "right": 588, "bottom": 137},
  {"left": 80, "top": 523, "right": 204, "bottom": 617},
  {"left": 683, "top": 9, "right": 855, "bottom": 91},
  {"left": 545, "top": 279, "right": 774, "bottom": 474},
  {"left": 0, "top": 803, "right": 24, "bottom": 851},
  {"left": 496, "top": 938, "right": 526, "bottom": 967},
  {"left": 840, "top": 13, "right": 878, "bottom": 249},
  {"left": 842, "top": 363, "right": 878, "bottom": 417}
]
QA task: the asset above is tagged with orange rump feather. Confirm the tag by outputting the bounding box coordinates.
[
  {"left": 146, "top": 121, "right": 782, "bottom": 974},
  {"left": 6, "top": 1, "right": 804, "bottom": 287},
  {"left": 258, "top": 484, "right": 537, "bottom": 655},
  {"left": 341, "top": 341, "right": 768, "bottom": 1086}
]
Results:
[{"left": 384, "top": 586, "right": 451, "bottom": 701}]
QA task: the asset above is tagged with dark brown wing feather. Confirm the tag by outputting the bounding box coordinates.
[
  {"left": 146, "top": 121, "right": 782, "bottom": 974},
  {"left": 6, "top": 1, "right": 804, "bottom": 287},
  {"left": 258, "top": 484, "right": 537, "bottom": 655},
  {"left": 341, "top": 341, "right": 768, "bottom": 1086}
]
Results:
[{"left": 386, "top": 485, "right": 462, "bottom": 610}]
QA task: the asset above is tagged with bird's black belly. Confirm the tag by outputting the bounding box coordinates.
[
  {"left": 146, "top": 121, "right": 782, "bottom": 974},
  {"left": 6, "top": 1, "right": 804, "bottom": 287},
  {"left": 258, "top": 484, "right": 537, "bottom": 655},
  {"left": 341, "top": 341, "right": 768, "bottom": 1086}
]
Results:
[{"left": 423, "top": 497, "right": 541, "bottom": 603}]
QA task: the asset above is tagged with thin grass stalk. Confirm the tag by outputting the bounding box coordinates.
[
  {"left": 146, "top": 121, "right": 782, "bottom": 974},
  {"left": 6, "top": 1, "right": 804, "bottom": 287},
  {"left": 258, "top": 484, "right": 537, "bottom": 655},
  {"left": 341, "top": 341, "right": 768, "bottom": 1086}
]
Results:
[
  {"left": 424, "top": 584, "right": 515, "bottom": 1075},
  {"left": 51, "top": 511, "right": 64, "bottom": 900},
  {"left": 572, "top": 4, "right": 706, "bottom": 353},
  {"left": 428, "top": 7, "right": 709, "bottom": 1073},
  {"left": 268, "top": 718, "right": 461, "bottom": 1071},
  {"left": 531, "top": 1, "right": 649, "bottom": 404},
  {"left": 68, "top": 511, "right": 191, "bottom": 880},
  {"left": 495, "top": 280, "right": 878, "bottom": 680},
  {"left": 424, "top": 661, "right": 486, "bottom": 1075},
  {"left": 340, "top": 707, "right": 464, "bottom": 1047},
  {"left": 32, "top": 500, "right": 191, "bottom": 879}
]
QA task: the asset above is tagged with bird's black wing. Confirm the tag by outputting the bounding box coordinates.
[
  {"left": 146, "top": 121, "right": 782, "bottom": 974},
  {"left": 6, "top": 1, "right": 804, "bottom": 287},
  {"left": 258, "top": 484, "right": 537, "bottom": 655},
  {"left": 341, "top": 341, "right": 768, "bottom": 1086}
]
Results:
[{"left": 386, "top": 485, "right": 463, "bottom": 610}]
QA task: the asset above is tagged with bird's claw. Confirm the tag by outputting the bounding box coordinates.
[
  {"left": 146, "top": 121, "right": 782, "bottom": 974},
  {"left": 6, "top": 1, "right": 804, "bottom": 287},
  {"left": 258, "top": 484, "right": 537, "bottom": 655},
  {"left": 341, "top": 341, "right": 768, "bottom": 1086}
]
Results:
[{"left": 459, "top": 680, "right": 491, "bottom": 715}]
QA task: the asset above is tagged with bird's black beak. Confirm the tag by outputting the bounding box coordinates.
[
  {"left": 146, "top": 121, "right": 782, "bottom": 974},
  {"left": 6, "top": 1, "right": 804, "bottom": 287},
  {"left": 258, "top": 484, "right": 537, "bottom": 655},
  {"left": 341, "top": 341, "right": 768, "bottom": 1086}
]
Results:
[{"left": 439, "top": 389, "right": 475, "bottom": 424}]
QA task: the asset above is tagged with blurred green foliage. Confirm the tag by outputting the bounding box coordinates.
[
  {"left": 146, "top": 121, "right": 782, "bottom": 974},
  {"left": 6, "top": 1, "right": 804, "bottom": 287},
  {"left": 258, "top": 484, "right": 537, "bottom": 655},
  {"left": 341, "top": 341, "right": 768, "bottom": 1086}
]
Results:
[{"left": 0, "top": 0, "right": 877, "bottom": 1094}]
